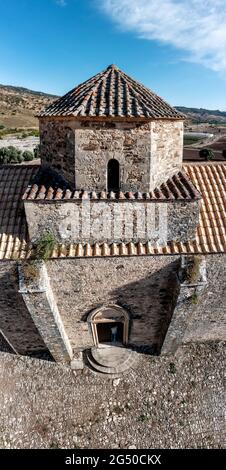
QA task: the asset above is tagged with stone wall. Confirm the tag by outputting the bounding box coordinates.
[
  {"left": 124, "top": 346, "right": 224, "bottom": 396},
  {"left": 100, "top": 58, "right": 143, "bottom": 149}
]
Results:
[
  {"left": 150, "top": 120, "right": 183, "bottom": 189},
  {"left": 0, "top": 253, "right": 224, "bottom": 366},
  {"left": 0, "top": 263, "right": 47, "bottom": 355},
  {"left": 183, "top": 254, "right": 226, "bottom": 344},
  {"left": 162, "top": 254, "right": 226, "bottom": 354},
  {"left": 46, "top": 256, "right": 180, "bottom": 353},
  {"left": 40, "top": 120, "right": 75, "bottom": 185},
  {"left": 39, "top": 118, "right": 183, "bottom": 191},
  {"left": 18, "top": 262, "right": 73, "bottom": 364},
  {"left": 73, "top": 120, "right": 151, "bottom": 191},
  {"left": 24, "top": 199, "right": 199, "bottom": 245}
]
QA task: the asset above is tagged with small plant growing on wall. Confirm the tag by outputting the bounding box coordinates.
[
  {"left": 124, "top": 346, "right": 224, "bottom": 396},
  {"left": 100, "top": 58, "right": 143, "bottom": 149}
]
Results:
[
  {"left": 169, "top": 362, "right": 176, "bottom": 374},
  {"left": 185, "top": 255, "right": 202, "bottom": 283},
  {"left": 32, "top": 231, "right": 56, "bottom": 261},
  {"left": 191, "top": 293, "right": 198, "bottom": 305},
  {"left": 22, "top": 261, "right": 40, "bottom": 282}
]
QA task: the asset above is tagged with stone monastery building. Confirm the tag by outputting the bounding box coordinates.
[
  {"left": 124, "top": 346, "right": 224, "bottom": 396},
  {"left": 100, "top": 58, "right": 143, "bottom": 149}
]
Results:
[{"left": 0, "top": 65, "right": 225, "bottom": 374}]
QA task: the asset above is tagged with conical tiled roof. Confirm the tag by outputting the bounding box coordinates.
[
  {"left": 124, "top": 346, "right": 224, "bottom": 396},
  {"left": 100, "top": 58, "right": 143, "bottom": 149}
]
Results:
[{"left": 39, "top": 64, "right": 184, "bottom": 119}]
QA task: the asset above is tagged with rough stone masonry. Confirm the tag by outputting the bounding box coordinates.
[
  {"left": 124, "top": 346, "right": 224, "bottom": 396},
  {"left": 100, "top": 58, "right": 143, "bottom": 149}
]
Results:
[{"left": 40, "top": 119, "right": 184, "bottom": 191}]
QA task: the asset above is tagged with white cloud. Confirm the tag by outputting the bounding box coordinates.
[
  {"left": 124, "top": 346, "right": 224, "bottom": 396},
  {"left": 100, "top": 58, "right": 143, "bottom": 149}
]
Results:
[{"left": 100, "top": 0, "right": 226, "bottom": 73}]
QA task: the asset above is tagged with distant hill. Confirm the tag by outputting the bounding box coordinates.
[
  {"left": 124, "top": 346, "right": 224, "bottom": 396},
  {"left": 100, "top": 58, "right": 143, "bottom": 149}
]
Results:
[
  {"left": 0, "top": 84, "right": 58, "bottom": 128},
  {"left": 1, "top": 83, "right": 226, "bottom": 128},
  {"left": 175, "top": 106, "right": 226, "bottom": 124}
]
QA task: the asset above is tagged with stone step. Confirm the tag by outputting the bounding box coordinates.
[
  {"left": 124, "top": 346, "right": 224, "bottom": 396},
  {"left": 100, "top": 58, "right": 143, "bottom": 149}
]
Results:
[
  {"left": 86, "top": 352, "right": 120, "bottom": 374},
  {"left": 86, "top": 362, "right": 123, "bottom": 379},
  {"left": 86, "top": 350, "right": 133, "bottom": 374},
  {"left": 92, "top": 347, "right": 131, "bottom": 367},
  {"left": 86, "top": 348, "right": 139, "bottom": 375}
]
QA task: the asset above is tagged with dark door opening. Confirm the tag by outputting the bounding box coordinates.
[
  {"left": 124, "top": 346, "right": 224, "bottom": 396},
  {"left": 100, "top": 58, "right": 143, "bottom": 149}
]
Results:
[
  {"left": 97, "top": 322, "right": 123, "bottom": 344},
  {"left": 107, "top": 159, "right": 120, "bottom": 192}
]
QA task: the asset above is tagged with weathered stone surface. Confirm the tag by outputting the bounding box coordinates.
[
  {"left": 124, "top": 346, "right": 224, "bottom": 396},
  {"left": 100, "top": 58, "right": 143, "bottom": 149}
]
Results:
[
  {"left": 39, "top": 119, "right": 183, "bottom": 191},
  {"left": 71, "top": 352, "right": 84, "bottom": 370},
  {"left": 24, "top": 199, "right": 199, "bottom": 245},
  {"left": 183, "top": 255, "right": 226, "bottom": 343},
  {"left": 18, "top": 262, "right": 73, "bottom": 363},
  {"left": 46, "top": 256, "right": 180, "bottom": 353},
  {"left": 0, "top": 263, "right": 47, "bottom": 355},
  {"left": 40, "top": 120, "right": 75, "bottom": 185},
  {"left": 167, "top": 201, "right": 200, "bottom": 243},
  {"left": 1, "top": 254, "right": 224, "bottom": 364},
  {"left": 0, "top": 342, "right": 225, "bottom": 448},
  {"left": 162, "top": 255, "right": 226, "bottom": 354},
  {"left": 150, "top": 120, "right": 183, "bottom": 189},
  {"left": 45, "top": 253, "right": 225, "bottom": 356},
  {"left": 73, "top": 121, "right": 151, "bottom": 191}
]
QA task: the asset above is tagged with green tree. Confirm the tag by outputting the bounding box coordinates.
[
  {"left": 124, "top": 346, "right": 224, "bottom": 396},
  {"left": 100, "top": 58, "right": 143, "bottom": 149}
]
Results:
[
  {"left": 34, "top": 144, "right": 40, "bottom": 159},
  {"left": 199, "top": 148, "right": 214, "bottom": 161},
  {"left": 0, "top": 146, "right": 23, "bottom": 164},
  {"left": 23, "top": 150, "right": 34, "bottom": 161}
]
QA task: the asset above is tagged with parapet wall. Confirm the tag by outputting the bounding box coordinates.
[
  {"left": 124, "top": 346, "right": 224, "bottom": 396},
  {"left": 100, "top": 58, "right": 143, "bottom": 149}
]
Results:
[{"left": 24, "top": 199, "right": 199, "bottom": 245}]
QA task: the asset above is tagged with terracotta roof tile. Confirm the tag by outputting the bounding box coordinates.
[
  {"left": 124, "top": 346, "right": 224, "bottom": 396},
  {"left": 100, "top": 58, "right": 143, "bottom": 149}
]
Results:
[
  {"left": 23, "top": 170, "right": 201, "bottom": 202},
  {"left": 0, "top": 165, "right": 39, "bottom": 260},
  {"left": 38, "top": 64, "right": 184, "bottom": 120},
  {"left": 0, "top": 163, "right": 225, "bottom": 259}
]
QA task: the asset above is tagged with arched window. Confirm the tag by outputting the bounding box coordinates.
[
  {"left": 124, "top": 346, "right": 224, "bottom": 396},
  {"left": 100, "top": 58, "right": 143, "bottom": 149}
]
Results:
[{"left": 107, "top": 159, "right": 120, "bottom": 192}]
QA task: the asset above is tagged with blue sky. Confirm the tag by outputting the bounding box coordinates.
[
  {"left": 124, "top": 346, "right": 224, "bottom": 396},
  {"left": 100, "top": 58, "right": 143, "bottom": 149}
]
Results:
[{"left": 0, "top": 0, "right": 226, "bottom": 109}]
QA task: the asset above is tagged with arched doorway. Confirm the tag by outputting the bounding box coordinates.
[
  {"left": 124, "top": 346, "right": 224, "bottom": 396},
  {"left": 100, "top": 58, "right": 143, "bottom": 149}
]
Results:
[
  {"left": 107, "top": 159, "right": 120, "bottom": 192},
  {"left": 88, "top": 305, "right": 129, "bottom": 347}
]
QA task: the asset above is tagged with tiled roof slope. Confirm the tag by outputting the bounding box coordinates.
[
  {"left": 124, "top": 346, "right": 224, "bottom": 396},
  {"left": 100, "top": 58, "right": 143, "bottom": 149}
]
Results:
[
  {"left": 0, "top": 163, "right": 225, "bottom": 259},
  {"left": 185, "top": 164, "right": 226, "bottom": 253},
  {"left": 0, "top": 165, "right": 39, "bottom": 259},
  {"left": 23, "top": 170, "right": 201, "bottom": 202},
  {"left": 39, "top": 64, "right": 184, "bottom": 119}
]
